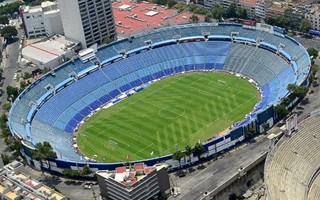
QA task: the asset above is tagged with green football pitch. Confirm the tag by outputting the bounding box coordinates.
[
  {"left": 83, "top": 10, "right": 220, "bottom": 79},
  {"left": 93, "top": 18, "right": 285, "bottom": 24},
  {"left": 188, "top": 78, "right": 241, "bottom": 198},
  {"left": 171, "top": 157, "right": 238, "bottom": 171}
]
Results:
[{"left": 77, "top": 72, "right": 259, "bottom": 162}]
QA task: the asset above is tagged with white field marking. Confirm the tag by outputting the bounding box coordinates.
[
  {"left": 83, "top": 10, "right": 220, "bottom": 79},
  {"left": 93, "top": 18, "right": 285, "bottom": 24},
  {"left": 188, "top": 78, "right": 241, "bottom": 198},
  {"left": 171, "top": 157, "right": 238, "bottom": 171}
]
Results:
[
  {"left": 158, "top": 105, "right": 186, "bottom": 120},
  {"left": 142, "top": 99, "right": 207, "bottom": 126},
  {"left": 135, "top": 143, "right": 154, "bottom": 155}
]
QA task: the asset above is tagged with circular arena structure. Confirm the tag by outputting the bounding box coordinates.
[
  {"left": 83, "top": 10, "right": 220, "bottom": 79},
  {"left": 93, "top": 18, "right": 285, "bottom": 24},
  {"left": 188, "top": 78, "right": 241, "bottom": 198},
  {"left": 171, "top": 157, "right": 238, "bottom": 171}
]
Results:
[
  {"left": 265, "top": 110, "right": 320, "bottom": 200},
  {"left": 8, "top": 23, "right": 311, "bottom": 171}
]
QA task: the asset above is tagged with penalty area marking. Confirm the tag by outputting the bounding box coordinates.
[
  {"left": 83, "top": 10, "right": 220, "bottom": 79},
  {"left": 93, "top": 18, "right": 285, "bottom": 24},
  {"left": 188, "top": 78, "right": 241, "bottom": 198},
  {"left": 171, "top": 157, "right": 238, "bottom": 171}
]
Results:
[{"left": 158, "top": 105, "right": 186, "bottom": 120}]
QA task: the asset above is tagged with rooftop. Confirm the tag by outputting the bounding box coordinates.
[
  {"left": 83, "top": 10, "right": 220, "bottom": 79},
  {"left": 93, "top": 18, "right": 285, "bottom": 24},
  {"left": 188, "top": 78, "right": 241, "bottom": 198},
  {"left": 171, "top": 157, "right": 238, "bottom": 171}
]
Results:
[
  {"left": 0, "top": 161, "right": 66, "bottom": 200},
  {"left": 112, "top": 0, "right": 204, "bottom": 35},
  {"left": 238, "top": 0, "right": 256, "bottom": 7},
  {"left": 22, "top": 35, "right": 78, "bottom": 64},
  {"left": 97, "top": 163, "right": 168, "bottom": 189}
]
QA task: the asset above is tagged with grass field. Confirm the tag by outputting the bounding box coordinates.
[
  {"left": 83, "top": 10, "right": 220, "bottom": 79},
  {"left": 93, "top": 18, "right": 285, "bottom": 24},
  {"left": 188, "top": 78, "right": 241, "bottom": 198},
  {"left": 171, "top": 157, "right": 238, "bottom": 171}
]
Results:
[{"left": 77, "top": 72, "right": 259, "bottom": 162}]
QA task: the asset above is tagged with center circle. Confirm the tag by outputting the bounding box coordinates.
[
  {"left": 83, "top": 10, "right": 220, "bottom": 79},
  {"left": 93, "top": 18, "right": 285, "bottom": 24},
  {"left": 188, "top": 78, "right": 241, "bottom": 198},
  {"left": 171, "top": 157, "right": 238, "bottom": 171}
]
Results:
[{"left": 159, "top": 105, "right": 186, "bottom": 119}]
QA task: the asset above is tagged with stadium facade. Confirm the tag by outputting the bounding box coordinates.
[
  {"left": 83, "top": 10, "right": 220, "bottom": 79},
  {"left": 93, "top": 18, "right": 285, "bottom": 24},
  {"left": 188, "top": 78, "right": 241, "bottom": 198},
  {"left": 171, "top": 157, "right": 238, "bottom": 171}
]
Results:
[{"left": 8, "top": 23, "right": 310, "bottom": 173}]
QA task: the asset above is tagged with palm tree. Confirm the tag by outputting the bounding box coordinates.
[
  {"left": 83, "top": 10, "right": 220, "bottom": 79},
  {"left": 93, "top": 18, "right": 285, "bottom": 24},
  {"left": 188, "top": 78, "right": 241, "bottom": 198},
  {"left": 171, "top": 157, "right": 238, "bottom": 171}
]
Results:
[
  {"left": 172, "top": 150, "right": 183, "bottom": 168},
  {"left": 184, "top": 145, "right": 193, "bottom": 163},
  {"left": 193, "top": 142, "right": 205, "bottom": 162},
  {"left": 32, "top": 141, "right": 57, "bottom": 171}
]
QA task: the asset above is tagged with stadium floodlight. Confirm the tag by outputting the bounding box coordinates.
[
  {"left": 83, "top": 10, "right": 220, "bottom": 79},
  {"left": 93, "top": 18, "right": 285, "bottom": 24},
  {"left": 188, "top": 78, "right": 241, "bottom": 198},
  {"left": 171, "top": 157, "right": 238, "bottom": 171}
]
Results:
[
  {"left": 173, "top": 35, "right": 181, "bottom": 43},
  {"left": 278, "top": 43, "right": 285, "bottom": 50},
  {"left": 118, "top": 49, "right": 126, "bottom": 57},
  {"left": 231, "top": 32, "right": 239, "bottom": 42},
  {"left": 144, "top": 40, "right": 152, "bottom": 45},
  {"left": 68, "top": 72, "right": 78, "bottom": 80},
  {"left": 231, "top": 32, "right": 239, "bottom": 37},
  {"left": 28, "top": 101, "right": 36, "bottom": 108},
  {"left": 202, "top": 31, "right": 210, "bottom": 39},
  {"left": 144, "top": 40, "right": 153, "bottom": 49},
  {"left": 44, "top": 84, "right": 54, "bottom": 91},
  {"left": 256, "top": 37, "right": 263, "bottom": 46}
]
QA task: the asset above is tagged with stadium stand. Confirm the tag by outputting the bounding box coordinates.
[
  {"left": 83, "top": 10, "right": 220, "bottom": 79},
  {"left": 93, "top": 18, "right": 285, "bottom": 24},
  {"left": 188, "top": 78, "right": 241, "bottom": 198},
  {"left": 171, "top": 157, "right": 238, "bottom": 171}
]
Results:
[
  {"left": 265, "top": 114, "right": 320, "bottom": 200},
  {"left": 8, "top": 23, "right": 310, "bottom": 162}
]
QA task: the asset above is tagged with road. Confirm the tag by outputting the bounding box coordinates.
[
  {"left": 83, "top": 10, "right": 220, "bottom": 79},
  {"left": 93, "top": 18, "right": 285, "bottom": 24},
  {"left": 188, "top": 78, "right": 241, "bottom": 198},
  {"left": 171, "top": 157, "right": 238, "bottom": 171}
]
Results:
[
  {"left": 0, "top": 28, "right": 22, "bottom": 154},
  {"left": 172, "top": 137, "right": 269, "bottom": 200}
]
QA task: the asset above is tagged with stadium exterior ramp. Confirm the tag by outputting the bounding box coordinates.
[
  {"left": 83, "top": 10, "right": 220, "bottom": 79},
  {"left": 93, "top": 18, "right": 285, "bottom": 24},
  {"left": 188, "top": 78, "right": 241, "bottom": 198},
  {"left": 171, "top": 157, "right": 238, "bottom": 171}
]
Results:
[
  {"left": 8, "top": 23, "right": 311, "bottom": 172},
  {"left": 264, "top": 109, "right": 320, "bottom": 200}
]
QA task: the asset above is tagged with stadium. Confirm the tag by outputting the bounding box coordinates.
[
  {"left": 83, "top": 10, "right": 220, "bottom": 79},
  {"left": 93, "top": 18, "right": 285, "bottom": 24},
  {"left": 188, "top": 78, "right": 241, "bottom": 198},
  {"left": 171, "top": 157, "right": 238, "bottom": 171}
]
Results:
[{"left": 8, "top": 23, "right": 310, "bottom": 171}]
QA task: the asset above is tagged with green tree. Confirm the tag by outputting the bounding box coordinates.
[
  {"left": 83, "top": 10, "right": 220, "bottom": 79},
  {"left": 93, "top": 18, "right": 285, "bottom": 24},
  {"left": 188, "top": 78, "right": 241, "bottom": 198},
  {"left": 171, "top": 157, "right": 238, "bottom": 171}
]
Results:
[
  {"left": 103, "top": 37, "right": 114, "bottom": 45},
  {"left": 211, "top": 5, "right": 225, "bottom": 20},
  {"left": 0, "top": 26, "right": 18, "bottom": 40},
  {"left": 189, "top": 15, "right": 199, "bottom": 23},
  {"left": 204, "top": 13, "right": 212, "bottom": 22},
  {"left": 287, "top": 84, "right": 308, "bottom": 98},
  {"left": 2, "top": 102, "right": 11, "bottom": 112},
  {"left": 1, "top": 154, "right": 10, "bottom": 165},
  {"left": 193, "top": 142, "right": 205, "bottom": 161},
  {"left": 307, "top": 48, "right": 319, "bottom": 58},
  {"left": 184, "top": 145, "right": 193, "bottom": 162},
  {"left": 6, "top": 85, "right": 19, "bottom": 101},
  {"left": 226, "top": 3, "right": 237, "bottom": 18},
  {"left": 300, "top": 18, "right": 312, "bottom": 33},
  {"left": 274, "top": 104, "right": 288, "bottom": 118},
  {"left": 82, "top": 165, "right": 92, "bottom": 175},
  {"left": 236, "top": 8, "right": 247, "bottom": 19},
  {"left": 0, "top": 15, "right": 8, "bottom": 25},
  {"left": 32, "top": 141, "right": 57, "bottom": 171},
  {"left": 167, "top": 0, "right": 177, "bottom": 8},
  {"left": 172, "top": 150, "right": 183, "bottom": 168}
]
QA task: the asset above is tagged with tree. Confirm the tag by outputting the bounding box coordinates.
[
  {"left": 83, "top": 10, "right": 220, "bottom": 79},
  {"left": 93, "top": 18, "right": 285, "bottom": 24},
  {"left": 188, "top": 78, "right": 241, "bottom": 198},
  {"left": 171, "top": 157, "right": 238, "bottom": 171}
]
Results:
[
  {"left": 287, "top": 84, "right": 308, "bottom": 98},
  {"left": 32, "top": 141, "right": 57, "bottom": 171},
  {"left": 236, "top": 7, "right": 247, "bottom": 19},
  {"left": 300, "top": 18, "right": 312, "bottom": 33},
  {"left": 184, "top": 145, "right": 193, "bottom": 162},
  {"left": 1, "top": 154, "right": 10, "bottom": 165},
  {"left": 307, "top": 47, "right": 319, "bottom": 58},
  {"left": 103, "top": 37, "right": 114, "bottom": 45},
  {"left": 172, "top": 150, "right": 183, "bottom": 168},
  {"left": 1, "top": 26, "right": 18, "bottom": 40},
  {"left": 226, "top": 3, "right": 237, "bottom": 18},
  {"left": 0, "top": 15, "right": 8, "bottom": 25},
  {"left": 274, "top": 104, "right": 288, "bottom": 118},
  {"left": 6, "top": 85, "right": 19, "bottom": 101},
  {"left": 82, "top": 165, "right": 92, "bottom": 175},
  {"left": 167, "top": 0, "right": 177, "bottom": 8},
  {"left": 189, "top": 15, "right": 199, "bottom": 23},
  {"left": 193, "top": 142, "right": 205, "bottom": 161},
  {"left": 211, "top": 5, "right": 225, "bottom": 20},
  {"left": 2, "top": 102, "right": 11, "bottom": 112},
  {"left": 204, "top": 13, "right": 212, "bottom": 22}
]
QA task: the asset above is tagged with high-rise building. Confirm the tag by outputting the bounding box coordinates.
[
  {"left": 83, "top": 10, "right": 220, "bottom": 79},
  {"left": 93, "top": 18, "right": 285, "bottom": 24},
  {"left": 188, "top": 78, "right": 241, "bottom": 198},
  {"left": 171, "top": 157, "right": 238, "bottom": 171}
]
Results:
[{"left": 58, "top": 0, "right": 116, "bottom": 49}]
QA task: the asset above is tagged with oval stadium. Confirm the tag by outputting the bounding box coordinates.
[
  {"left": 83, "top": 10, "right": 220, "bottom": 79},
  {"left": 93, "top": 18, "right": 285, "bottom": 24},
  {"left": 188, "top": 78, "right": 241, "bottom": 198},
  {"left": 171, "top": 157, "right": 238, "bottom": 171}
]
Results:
[{"left": 8, "top": 23, "right": 311, "bottom": 171}]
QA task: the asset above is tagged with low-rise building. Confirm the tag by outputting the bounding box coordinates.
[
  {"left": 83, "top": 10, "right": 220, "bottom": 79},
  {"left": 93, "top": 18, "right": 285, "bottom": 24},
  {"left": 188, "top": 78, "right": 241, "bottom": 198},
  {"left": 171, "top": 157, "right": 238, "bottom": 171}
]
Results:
[
  {"left": 0, "top": 161, "right": 66, "bottom": 200},
  {"left": 19, "top": 1, "right": 63, "bottom": 38},
  {"left": 21, "top": 35, "right": 79, "bottom": 69},
  {"left": 265, "top": 2, "right": 285, "bottom": 19},
  {"left": 96, "top": 163, "right": 170, "bottom": 200},
  {"left": 305, "top": 4, "right": 320, "bottom": 30}
]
